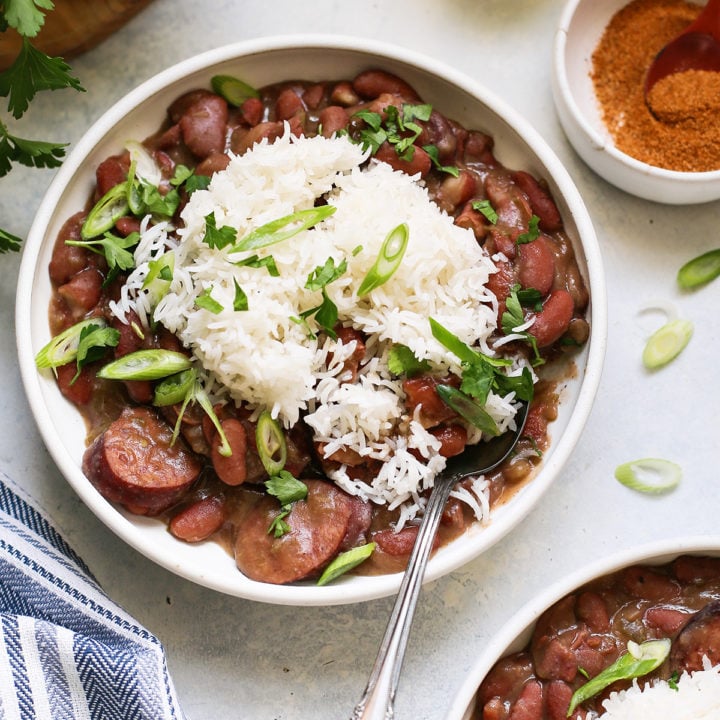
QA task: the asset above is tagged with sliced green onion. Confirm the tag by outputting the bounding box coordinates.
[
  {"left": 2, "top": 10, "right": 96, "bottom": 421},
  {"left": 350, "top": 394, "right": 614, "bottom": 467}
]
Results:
[
  {"left": 614, "top": 458, "right": 681, "bottom": 494},
  {"left": 125, "top": 140, "right": 161, "bottom": 186},
  {"left": 357, "top": 223, "right": 409, "bottom": 296},
  {"left": 153, "top": 368, "right": 197, "bottom": 407},
  {"left": 317, "top": 542, "right": 376, "bottom": 586},
  {"left": 642, "top": 319, "right": 693, "bottom": 369},
  {"left": 210, "top": 74, "right": 260, "bottom": 105},
  {"left": 97, "top": 349, "right": 192, "bottom": 381},
  {"left": 256, "top": 411, "right": 287, "bottom": 476},
  {"left": 677, "top": 248, "right": 720, "bottom": 289},
  {"left": 35, "top": 318, "right": 107, "bottom": 368},
  {"left": 436, "top": 384, "right": 499, "bottom": 436},
  {"left": 231, "top": 206, "right": 336, "bottom": 253},
  {"left": 567, "top": 639, "right": 670, "bottom": 716},
  {"left": 81, "top": 183, "right": 129, "bottom": 240},
  {"left": 192, "top": 384, "right": 231, "bottom": 457}
]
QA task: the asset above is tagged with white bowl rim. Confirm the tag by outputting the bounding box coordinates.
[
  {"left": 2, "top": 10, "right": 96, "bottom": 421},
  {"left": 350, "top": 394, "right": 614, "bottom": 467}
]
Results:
[
  {"left": 554, "top": 0, "right": 720, "bottom": 183},
  {"left": 16, "top": 33, "right": 607, "bottom": 606},
  {"left": 447, "top": 534, "right": 720, "bottom": 719}
]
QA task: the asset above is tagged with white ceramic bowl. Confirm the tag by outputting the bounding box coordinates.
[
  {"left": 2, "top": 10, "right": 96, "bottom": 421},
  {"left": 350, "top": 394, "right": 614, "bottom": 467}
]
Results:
[
  {"left": 552, "top": 0, "right": 720, "bottom": 204},
  {"left": 447, "top": 536, "right": 720, "bottom": 719},
  {"left": 16, "top": 35, "right": 606, "bottom": 606}
]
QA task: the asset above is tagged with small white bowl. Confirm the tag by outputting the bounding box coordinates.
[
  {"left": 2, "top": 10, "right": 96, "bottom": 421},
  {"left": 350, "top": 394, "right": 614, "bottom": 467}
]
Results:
[
  {"left": 16, "top": 35, "right": 606, "bottom": 606},
  {"left": 447, "top": 536, "right": 720, "bottom": 719},
  {"left": 552, "top": 0, "right": 720, "bottom": 204}
]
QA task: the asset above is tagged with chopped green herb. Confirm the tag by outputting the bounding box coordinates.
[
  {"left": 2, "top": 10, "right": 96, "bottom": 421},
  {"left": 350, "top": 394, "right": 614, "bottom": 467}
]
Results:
[
  {"left": 615, "top": 458, "right": 681, "bottom": 494},
  {"left": 35, "top": 319, "right": 113, "bottom": 369},
  {"left": 354, "top": 103, "right": 431, "bottom": 161},
  {"left": 357, "top": 223, "right": 409, "bottom": 296},
  {"left": 233, "top": 280, "right": 248, "bottom": 311},
  {"left": 642, "top": 319, "right": 693, "bottom": 369},
  {"left": 516, "top": 215, "right": 540, "bottom": 245},
  {"left": 668, "top": 671, "right": 680, "bottom": 691},
  {"left": 677, "top": 248, "right": 720, "bottom": 289},
  {"left": 268, "top": 509, "right": 291, "bottom": 538},
  {"left": 233, "top": 254, "right": 279, "bottom": 276},
  {"left": 317, "top": 542, "right": 376, "bottom": 585},
  {"left": 502, "top": 285, "right": 543, "bottom": 365},
  {"left": 422, "top": 144, "right": 459, "bottom": 176},
  {"left": 436, "top": 384, "right": 500, "bottom": 436},
  {"left": 195, "top": 286, "right": 223, "bottom": 314},
  {"left": 202, "top": 212, "right": 237, "bottom": 250},
  {"left": 305, "top": 256, "right": 347, "bottom": 292},
  {"left": 265, "top": 471, "right": 307, "bottom": 506},
  {"left": 66, "top": 230, "right": 139, "bottom": 272},
  {"left": 302, "top": 256, "right": 348, "bottom": 338},
  {"left": 170, "top": 164, "right": 194, "bottom": 187},
  {"left": 567, "top": 639, "right": 671, "bottom": 716},
  {"left": 387, "top": 344, "right": 431, "bottom": 376},
  {"left": 472, "top": 199, "right": 498, "bottom": 224},
  {"left": 142, "top": 252, "right": 174, "bottom": 310},
  {"left": 73, "top": 324, "right": 120, "bottom": 382}
]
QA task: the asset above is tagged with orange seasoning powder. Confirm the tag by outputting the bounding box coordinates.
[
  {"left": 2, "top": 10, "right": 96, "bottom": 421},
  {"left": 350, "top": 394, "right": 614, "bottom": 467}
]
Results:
[{"left": 592, "top": 0, "right": 720, "bottom": 172}]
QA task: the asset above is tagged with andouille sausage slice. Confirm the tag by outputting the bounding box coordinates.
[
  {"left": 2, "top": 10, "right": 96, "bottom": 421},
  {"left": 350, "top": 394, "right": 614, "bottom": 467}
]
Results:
[
  {"left": 233, "top": 479, "right": 354, "bottom": 584},
  {"left": 82, "top": 406, "right": 202, "bottom": 516},
  {"left": 670, "top": 599, "right": 720, "bottom": 673}
]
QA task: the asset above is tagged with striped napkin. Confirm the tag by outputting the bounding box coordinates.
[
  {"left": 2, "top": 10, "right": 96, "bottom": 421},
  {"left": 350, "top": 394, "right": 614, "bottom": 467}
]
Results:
[{"left": 0, "top": 471, "right": 185, "bottom": 720}]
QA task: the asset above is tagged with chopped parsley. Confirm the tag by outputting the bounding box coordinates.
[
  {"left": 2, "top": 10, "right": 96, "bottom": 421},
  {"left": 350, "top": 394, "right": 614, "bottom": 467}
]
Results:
[
  {"left": 301, "top": 256, "right": 348, "bottom": 338},
  {"left": 195, "top": 286, "right": 223, "bottom": 314},
  {"left": 265, "top": 471, "right": 308, "bottom": 538},
  {"left": 472, "top": 199, "right": 498, "bottom": 224},
  {"left": 387, "top": 344, "right": 430, "bottom": 376},
  {"left": 501, "top": 284, "right": 543, "bottom": 365},
  {"left": 516, "top": 215, "right": 540, "bottom": 244},
  {"left": 354, "top": 103, "right": 432, "bottom": 160},
  {"left": 202, "top": 212, "right": 237, "bottom": 250}
]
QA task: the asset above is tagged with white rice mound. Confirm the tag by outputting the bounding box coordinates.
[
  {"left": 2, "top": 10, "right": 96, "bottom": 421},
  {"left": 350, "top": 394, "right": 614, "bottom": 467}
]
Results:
[
  {"left": 596, "top": 658, "right": 720, "bottom": 719},
  {"left": 112, "top": 129, "right": 530, "bottom": 526}
]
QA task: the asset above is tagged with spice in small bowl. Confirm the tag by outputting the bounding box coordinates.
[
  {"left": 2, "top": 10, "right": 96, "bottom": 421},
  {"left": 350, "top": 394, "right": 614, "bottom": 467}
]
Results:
[{"left": 553, "top": 0, "right": 720, "bottom": 204}]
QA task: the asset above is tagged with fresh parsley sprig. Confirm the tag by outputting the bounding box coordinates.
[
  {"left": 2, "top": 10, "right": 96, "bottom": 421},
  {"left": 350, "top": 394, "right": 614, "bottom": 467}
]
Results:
[{"left": 0, "top": 2, "right": 86, "bottom": 251}]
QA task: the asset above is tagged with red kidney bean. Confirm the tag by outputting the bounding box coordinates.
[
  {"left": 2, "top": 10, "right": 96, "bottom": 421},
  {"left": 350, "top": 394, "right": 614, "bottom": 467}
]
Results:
[
  {"left": 339, "top": 496, "right": 373, "bottom": 552},
  {"left": 417, "top": 109, "right": 458, "bottom": 161},
  {"left": 318, "top": 105, "right": 349, "bottom": 137},
  {"left": 49, "top": 212, "right": 88, "bottom": 285},
  {"left": 622, "top": 565, "right": 681, "bottom": 602},
  {"left": 434, "top": 170, "right": 477, "bottom": 214},
  {"left": 230, "top": 121, "right": 284, "bottom": 155},
  {"left": 454, "top": 201, "right": 490, "bottom": 240},
  {"left": 82, "top": 406, "right": 202, "bottom": 516},
  {"left": 507, "top": 679, "right": 543, "bottom": 720},
  {"left": 275, "top": 87, "right": 305, "bottom": 121},
  {"left": 645, "top": 606, "right": 692, "bottom": 635},
  {"left": 301, "top": 83, "right": 325, "bottom": 110},
  {"left": 352, "top": 69, "right": 421, "bottom": 102},
  {"left": 374, "top": 141, "right": 431, "bottom": 178},
  {"left": 57, "top": 268, "right": 103, "bottom": 318},
  {"left": 56, "top": 362, "right": 94, "bottom": 405},
  {"left": 114, "top": 216, "right": 141, "bottom": 236},
  {"left": 402, "top": 374, "right": 459, "bottom": 426},
  {"left": 153, "top": 123, "right": 182, "bottom": 151},
  {"left": 463, "top": 130, "right": 496, "bottom": 165},
  {"left": 179, "top": 93, "right": 228, "bottom": 158},
  {"left": 372, "top": 525, "right": 440, "bottom": 556},
  {"left": 95, "top": 154, "right": 129, "bottom": 196},
  {"left": 575, "top": 591, "right": 610, "bottom": 633},
  {"left": 429, "top": 424, "right": 467, "bottom": 457},
  {"left": 195, "top": 152, "right": 231, "bottom": 177},
  {"left": 333, "top": 326, "right": 366, "bottom": 383},
  {"left": 518, "top": 236, "right": 555, "bottom": 296},
  {"left": 485, "top": 173, "right": 533, "bottom": 235},
  {"left": 330, "top": 80, "right": 360, "bottom": 106},
  {"left": 169, "top": 495, "right": 226, "bottom": 542},
  {"left": 545, "top": 681, "right": 573, "bottom": 720},
  {"left": 673, "top": 555, "right": 720, "bottom": 583},
  {"left": 211, "top": 418, "right": 248, "bottom": 486},
  {"left": 529, "top": 290, "right": 574, "bottom": 348},
  {"left": 513, "top": 170, "right": 562, "bottom": 232},
  {"left": 240, "top": 96, "right": 264, "bottom": 126}
]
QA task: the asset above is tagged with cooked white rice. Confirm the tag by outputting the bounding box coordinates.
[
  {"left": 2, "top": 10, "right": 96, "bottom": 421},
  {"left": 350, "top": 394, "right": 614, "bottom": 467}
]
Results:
[
  {"left": 110, "top": 129, "right": 530, "bottom": 526},
  {"left": 596, "top": 658, "right": 720, "bottom": 719}
]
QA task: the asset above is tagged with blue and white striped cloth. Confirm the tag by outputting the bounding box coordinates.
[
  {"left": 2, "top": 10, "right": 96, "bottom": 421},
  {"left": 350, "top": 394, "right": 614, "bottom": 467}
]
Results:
[{"left": 0, "top": 472, "right": 185, "bottom": 720}]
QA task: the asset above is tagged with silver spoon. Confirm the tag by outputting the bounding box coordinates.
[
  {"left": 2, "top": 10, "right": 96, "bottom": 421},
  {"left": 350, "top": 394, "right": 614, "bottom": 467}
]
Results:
[{"left": 350, "top": 401, "right": 529, "bottom": 720}]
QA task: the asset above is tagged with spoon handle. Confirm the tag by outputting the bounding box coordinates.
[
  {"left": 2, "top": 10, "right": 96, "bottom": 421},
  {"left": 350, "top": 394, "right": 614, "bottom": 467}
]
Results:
[{"left": 350, "top": 477, "right": 456, "bottom": 720}]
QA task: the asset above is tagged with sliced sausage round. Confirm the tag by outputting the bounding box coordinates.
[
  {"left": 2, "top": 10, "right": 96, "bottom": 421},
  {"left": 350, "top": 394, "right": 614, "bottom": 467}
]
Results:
[
  {"left": 233, "top": 479, "right": 353, "bottom": 584},
  {"left": 82, "top": 406, "right": 202, "bottom": 515},
  {"left": 670, "top": 599, "right": 720, "bottom": 673}
]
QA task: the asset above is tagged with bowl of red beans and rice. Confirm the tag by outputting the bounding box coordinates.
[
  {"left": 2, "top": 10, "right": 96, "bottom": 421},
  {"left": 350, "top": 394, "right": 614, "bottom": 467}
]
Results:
[
  {"left": 16, "top": 36, "right": 606, "bottom": 605},
  {"left": 448, "top": 537, "right": 720, "bottom": 719}
]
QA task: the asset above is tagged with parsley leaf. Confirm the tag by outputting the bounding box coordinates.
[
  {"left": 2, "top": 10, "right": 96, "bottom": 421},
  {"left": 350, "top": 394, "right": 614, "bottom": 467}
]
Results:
[
  {"left": 195, "top": 286, "right": 223, "bottom": 314},
  {"left": 305, "top": 256, "right": 347, "bottom": 291},
  {"left": 472, "top": 199, "right": 498, "bottom": 224},
  {"left": 516, "top": 215, "right": 540, "bottom": 245},
  {"left": 3, "top": 0, "right": 54, "bottom": 37},
  {"left": 0, "top": 37, "right": 84, "bottom": 119},
  {"left": 233, "top": 279, "right": 248, "bottom": 311},
  {"left": 422, "top": 144, "right": 459, "bottom": 176},
  {"left": 233, "top": 253, "right": 279, "bottom": 277},
  {"left": 354, "top": 103, "right": 433, "bottom": 162},
  {"left": 0, "top": 226, "right": 22, "bottom": 253},
  {"left": 0, "top": 120, "right": 66, "bottom": 175},
  {"left": 302, "top": 256, "right": 347, "bottom": 338},
  {"left": 265, "top": 471, "right": 308, "bottom": 505},
  {"left": 387, "top": 344, "right": 431, "bottom": 376},
  {"left": 501, "top": 285, "right": 543, "bottom": 365},
  {"left": 268, "top": 509, "right": 291, "bottom": 538},
  {"left": 73, "top": 325, "right": 120, "bottom": 383},
  {"left": 65, "top": 231, "right": 138, "bottom": 272},
  {"left": 202, "top": 213, "right": 237, "bottom": 249}
]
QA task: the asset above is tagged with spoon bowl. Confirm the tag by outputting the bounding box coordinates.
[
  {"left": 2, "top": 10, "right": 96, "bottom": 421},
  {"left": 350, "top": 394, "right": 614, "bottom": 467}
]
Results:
[
  {"left": 351, "top": 403, "right": 529, "bottom": 720},
  {"left": 644, "top": 0, "right": 720, "bottom": 96}
]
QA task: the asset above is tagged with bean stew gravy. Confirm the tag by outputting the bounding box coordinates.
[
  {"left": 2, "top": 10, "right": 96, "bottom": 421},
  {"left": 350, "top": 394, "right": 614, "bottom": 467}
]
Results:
[
  {"left": 476, "top": 555, "right": 720, "bottom": 719},
  {"left": 46, "top": 69, "right": 589, "bottom": 585}
]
